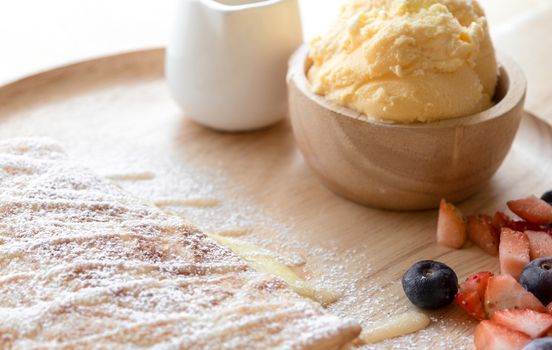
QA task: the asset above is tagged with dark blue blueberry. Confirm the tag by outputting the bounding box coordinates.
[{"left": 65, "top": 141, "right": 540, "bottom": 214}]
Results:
[
  {"left": 542, "top": 190, "right": 552, "bottom": 206},
  {"left": 523, "top": 337, "right": 552, "bottom": 350},
  {"left": 402, "top": 260, "right": 458, "bottom": 309},
  {"left": 520, "top": 257, "right": 552, "bottom": 305}
]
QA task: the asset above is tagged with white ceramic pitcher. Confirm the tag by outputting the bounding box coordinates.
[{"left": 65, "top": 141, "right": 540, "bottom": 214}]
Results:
[{"left": 166, "top": 0, "right": 303, "bottom": 131}]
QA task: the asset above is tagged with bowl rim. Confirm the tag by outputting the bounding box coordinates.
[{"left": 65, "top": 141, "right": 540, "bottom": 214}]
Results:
[{"left": 287, "top": 44, "right": 527, "bottom": 129}]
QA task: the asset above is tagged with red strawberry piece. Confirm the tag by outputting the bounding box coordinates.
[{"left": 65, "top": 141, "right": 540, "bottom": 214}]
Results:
[
  {"left": 499, "top": 228, "right": 530, "bottom": 280},
  {"left": 493, "top": 211, "right": 512, "bottom": 232},
  {"left": 474, "top": 320, "right": 531, "bottom": 350},
  {"left": 548, "top": 301, "right": 552, "bottom": 314},
  {"left": 455, "top": 271, "right": 494, "bottom": 320},
  {"left": 436, "top": 199, "right": 467, "bottom": 249},
  {"left": 509, "top": 220, "right": 546, "bottom": 232},
  {"left": 463, "top": 271, "right": 494, "bottom": 296},
  {"left": 492, "top": 210, "right": 547, "bottom": 232},
  {"left": 468, "top": 215, "right": 499, "bottom": 256},
  {"left": 485, "top": 274, "right": 547, "bottom": 317},
  {"left": 525, "top": 230, "right": 552, "bottom": 260},
  {"left": 456, "top": 290, "right": 485, "bottom": 320},
  {"left": 507, "top": 196, "right": 552, "bottom": 226},
  {"left": 491, "top": 309, "right": 552, "bottom": 338}
]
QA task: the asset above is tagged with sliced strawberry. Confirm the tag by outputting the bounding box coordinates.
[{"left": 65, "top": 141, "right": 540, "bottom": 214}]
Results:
[
  {"left": 491, "top": 309, "right": 552, "bottom": 338},
  {"left": 456, "top": 290, "right": 485, "bottom": 320},
  {"left": 463, "top": 271, "right": 494, "bottom": 296},
  {"left": 436, "top": 199, "right": 467, "bottom": 249},
  {"left": 455, "top": 271, "right": 494, "bottom": 320},
  {"left": 492, "top": 211, "right": 546, "bottom": 233},
  {"left": 507, "top": 195, "right": 552, "bottom": 226},
  {"left": 468, "top": 215, "right": 499, "bottom": 256},
  {"left": 493, "top": 211, "right": 512, "bottom": 232},
  {"left": 509, "top": 220, "right": 546, "bottom": 232},
  {"left": 485, "top": 274, "right": 547, "bottom": 317},
  {"left": 548, "top": 301, "right": 552, "bottom": 314},
  {"left": 474, "top": 320, "right": 531, "bottom": 350},
  {"left": 499, "top": 228, "right": 530, "bottom": 280},
  {"left": 525, "top": 230, "right": 552, "bottom": 260}
]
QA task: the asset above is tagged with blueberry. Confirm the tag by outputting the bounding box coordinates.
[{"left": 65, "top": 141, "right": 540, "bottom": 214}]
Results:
[
  {"left": 520, "top": 257, "right": 552, "bottom": 305},
  {"left": 542, "top": 190, "right": 552, "bottom": 206},
  {"left": 523, "top": 337, "right": 552, "bottom": 350},
  {"left": 402, "top": 260, "right": 458, "bottom": 309}
]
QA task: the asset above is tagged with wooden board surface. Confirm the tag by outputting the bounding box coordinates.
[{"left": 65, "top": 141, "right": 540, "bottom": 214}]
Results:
[{"left": 0, "top": 49, "right": 551, "bottom": 349}]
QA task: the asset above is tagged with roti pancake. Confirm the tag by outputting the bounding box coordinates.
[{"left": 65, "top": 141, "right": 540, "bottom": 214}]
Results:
[{"left": 0, "top": 138, "right": 360, "bottom": 350}]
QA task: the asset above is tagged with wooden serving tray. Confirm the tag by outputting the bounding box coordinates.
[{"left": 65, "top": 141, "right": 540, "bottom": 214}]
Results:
[{"left": 0, "top": 48, "right": 550, "bottom": 349}]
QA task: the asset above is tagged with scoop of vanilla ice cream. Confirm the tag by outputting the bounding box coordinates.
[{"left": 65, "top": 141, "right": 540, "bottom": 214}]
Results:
[{"left": 307, "top": 0, "right": 497, "bottom": 123}]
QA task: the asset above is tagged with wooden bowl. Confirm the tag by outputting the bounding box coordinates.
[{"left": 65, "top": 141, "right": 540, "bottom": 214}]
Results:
[{"left": 287, "top": 45, "right": 526, "bottom": 210}]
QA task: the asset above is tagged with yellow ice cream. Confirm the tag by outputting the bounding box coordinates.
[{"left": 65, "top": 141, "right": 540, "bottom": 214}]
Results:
[{"left": 307, "top": 0, "right": 497, "bottom": 123}]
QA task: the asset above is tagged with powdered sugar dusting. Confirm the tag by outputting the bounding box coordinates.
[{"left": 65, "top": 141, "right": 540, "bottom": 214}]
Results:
[
  {"left": 0, "top": 137, "right": 360, "bottom": 349},
  {"left": 156, "top": 184, "right": 476, "bottom": 349}
]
